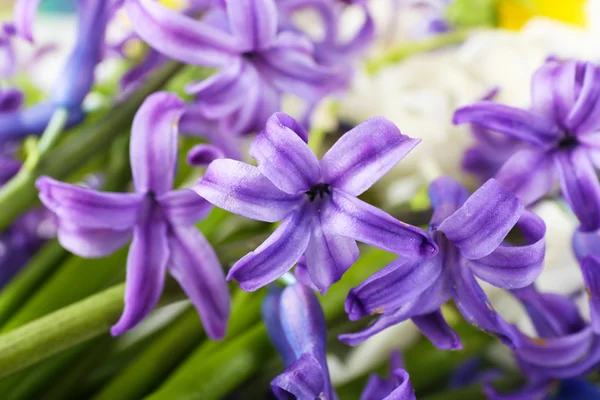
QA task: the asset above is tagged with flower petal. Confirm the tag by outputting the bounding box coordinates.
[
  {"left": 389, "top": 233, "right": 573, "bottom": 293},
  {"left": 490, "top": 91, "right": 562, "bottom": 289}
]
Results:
[
  {"left": 249, "top": 112, "right": 320, "bottom": 194},
  {"left": 130, "top": 92, "right": 185, "bottom": 196},
  {"left": 566, "top": 62, "right": 600, "bottom": 136},
  {"left": 271, "top": 354, "right": 325, "bottom": 400},
  {"left": 531, "top": 59, "right": 584, "bottom": 127},
  {"left": 450, "top": 261, "right": 521, "bottom": 348},
  {"left": 555, "top": 148, "right": 600, "bottom": 232},
  {"left": 194, "top": 159, "right": 302, "bottom": 223},
  {"left": 263, "top": 286, "right": 295, "bottom": 365},
  {"left": 439, "top": 179, "right": 524, "bottom": 260},
  {"left": 256, "top": 31, "right": 338, "bottom": 101},
  {"left": 518, "top": 328, "right": 595, "bottom": 368},
  {"left": 580, "top": 256, "right": 600, "bottom": 334},
  {"left": 186, "top": 144, "right": 225, "bottom": 167},
  {"left": 226, "top": 0, "right": 278, "bottom": 51},
  {"left": 428, "top": 176, "right": 469, "bottom": 229},
  {"left": 304, "top": 214, "right": 359, "bottom": 292},
  {"left": 167, "top": 225, "right": 230, "bottom": 339},
  {"left": 157, "top": 189, "right": 212, "bottom": 225},
  {"left": 326, "top": 189, "right": 437, "bottom": 258},
  {"left": 412, "top": 310, "right": 462, "bottom": 351},
  {"left": 57, "top": 222, "right": 132, "bottom": 258},
  {"left": 466, "top": 210, "right": 546, "bottom": 289},
  {"left": 36, "top": 176, "right": 142, "bottom": 230},
  {"left": 227, "top": 206, "right": 311, "bottom": 291},
  {"left": 453, "top": 102, "right": 560, "bottom": 147},
  {"left": 14, "top": 0, "right": 41, "bottom": 42},
  {"left": 495, "top": 149, "right": 556, "bottom": 206},
  {"left": 111, "top": 204, "right": 169, "bottom": 336},
  {"left": 125, "top": 0, "right": 239, "bottom": 67},
  {"left": 320, "top": 117, "right": 420, "bottom": 196},
  {"left": 345, "top": 257, "right": 442, "bottom": 320}
]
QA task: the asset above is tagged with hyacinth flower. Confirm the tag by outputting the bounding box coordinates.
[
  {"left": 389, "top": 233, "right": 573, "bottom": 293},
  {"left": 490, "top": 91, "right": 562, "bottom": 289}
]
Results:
[
  {"left": 454, "top": 59, "right": 600, "bottom": 232},
  {"left": 0, "top": 0, "right": 114, "bottom": 142},
  {"left": 572, "top": 229, "right": 600, "bottom": 333},
  {"left": 195, "top": 112, "right": 437, "bottom": 292},
  {"left": 486, "top": 286, "right": 600, "bottom": 399},
  {"left": 278, "top": 0, "right": 375, "bottom": 90},
  {"left": 263, "top": 283, "right": 335, "bottom": 400},
  {"left": 125, "top": 0, "right": 338, "bottom": 137},
  {"left": 340, "top": 177, "right": 546, "bottom": 348},
  {"left": 360, "top": 351, "right": 416, "bottom": 400},
  {"left": 35, "top": 92, "right": 230, "bottom": 338}
]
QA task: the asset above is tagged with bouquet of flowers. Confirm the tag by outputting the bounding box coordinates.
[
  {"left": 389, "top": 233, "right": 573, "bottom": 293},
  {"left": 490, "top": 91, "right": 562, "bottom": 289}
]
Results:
[{"left": 0, "top": 0, "right": 598, "bottom": 399}]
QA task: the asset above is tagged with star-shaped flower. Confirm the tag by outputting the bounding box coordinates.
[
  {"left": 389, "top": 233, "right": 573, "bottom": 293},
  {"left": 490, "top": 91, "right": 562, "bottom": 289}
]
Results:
[
  {"left": 36, "top": 92, "right": 230, "bottom": 338},
  {"left": 194, "top": 112, "right": 438, "bottom": 293}
]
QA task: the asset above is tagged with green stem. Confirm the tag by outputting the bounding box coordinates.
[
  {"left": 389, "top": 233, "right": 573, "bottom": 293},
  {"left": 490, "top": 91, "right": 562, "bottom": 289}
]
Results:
[
  {"left": 0, "top": 61, "right": 183, "bottom": 231},
  {"left": 0, "top": 241, "right": 68, "bottom": 327},
  {"left": 366, "top": 30, "right": 470, "bottom": 75},
  {"left": 33, "top": 107, "right": 70, "bottom": 163},
  {"left": 0, "top": 284, "right": 125, "bottom": 378}
]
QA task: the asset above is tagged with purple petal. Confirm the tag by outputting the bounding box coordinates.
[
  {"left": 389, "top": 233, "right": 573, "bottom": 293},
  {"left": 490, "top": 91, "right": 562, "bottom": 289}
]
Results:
[
  {"left": 495, "top": 149, "right": 556, "bottom": 206},
  {"left": 277, "top": 283, "right": 334, "bottom": 399},
  {"left": 450, "top": 262, "right": 521, "bottom": 348},
  {"left": 345, "top": 257, "right": 442, "bottom": 320},
  {"left": 271, "top": 354, "right": 325, "bottom": 400},
  {"left": 185, "top": 61, "right": 259, "bottom": 119},
  {"left": 36, "top": 176, "right": 142, "bottom": 230},
  {"left": 227, "top": 206, "right": 311, "bottom": 291},
  {"left": 361, "top": 375, "right": 396, "bottom": 400},
  {"left": 263, "top": 286, "right": 295, "bottom": 365},
  {"left": 384, "top": 369, "right": 416, "bottom": 400},
  {"left": 293, "top": 258, "right": 319, "bottom": 292},
  {"left": 226, "top": 0, "right": 278, "bottom": 51},
  {"left": 256, "top": 31, "right": 337, "bottom": 101},
  {"left": 305, "top": 215, "right": 359, "bottom": 292},
  {"left": 227, "top": 77, "right": 281, "bottom": 135},
  {"left": 517, "top": 328, "right": 595, "bottom": 368},
  {"left": 186, "top": 144, "right": 225, "bottom": 167},
  {"left": 125, "top": 0, "right": 239, "bottom": 67},
  {"left": 572, "top": 224, "right": 600, "bottom": 261},
  {"left": 167, "top": 225, "right": 230, "bottom": 339},
  {"left": 484, "top": 379, "right": 552, "bottom": 400},
  {"left": 466, "top": 210, "right": 546, "bottom": 289},
  {"left": 249, "top": 112, "right": 320, "bottom": 194},
  {"left": 580, "top": 256, "right": 600, "bottom": 334},
  {"left": 111, "top": 203, "right": 169, "bottom": 336},
  {"left": 14, "top": 0, "right": 41, "bottom": 42},
  {"left": 453, "top": 101, "right": 560, "bottom": 147},
  {"left": 555, "top": 148, "right": 600, "bottom": 232},
  {"left": 57, "top": 222, "right": 132, "bottom": 258},
  {"left": 157, "top": 189, "right": 212, "bottom": 225},
  {"left": 439, "top": 179, "right": 524, "bottom": 260},
  {"left": 566, "top": 62, "right": 600, "bottom": 136},
  {"left": 320, "top": 117, "right": 420, "bottom": 196},
  {"left": 412, "top": 310, "right": 462, "bottom": 351},
  {"left": 531, "top": 59, "right": 583, "bottom": 127},
  {"left": 428, "top": 176, "right": 469, "bottom": 228},
  {"left": 0, "top": 89, "right": 24, "bottom": 112},
  {"left": 325, "top": 189, "right": 437, "bottom": 258},
  {"left": 194, "top": 159, "right": 302, "bottom": 223},
  {"left": 130, "top": 92, "right": 185, "bottom": 196}
]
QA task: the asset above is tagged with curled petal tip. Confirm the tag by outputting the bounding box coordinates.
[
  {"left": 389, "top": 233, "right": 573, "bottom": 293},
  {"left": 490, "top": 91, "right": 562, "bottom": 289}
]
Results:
[
  {"left": 344, "top": 290, "right": 367, "bottom": 321},
  {"left": 421, "top": 239, "right": 439, "bottom": 258}
]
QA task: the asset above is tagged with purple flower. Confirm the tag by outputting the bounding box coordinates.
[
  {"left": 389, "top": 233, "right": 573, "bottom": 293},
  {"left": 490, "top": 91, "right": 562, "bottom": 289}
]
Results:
[
  {"left": 36, "top": 92, "right": 230, "bottom": 338},
  {"left": 263, "top": 283, "right": 335, "bottom": 400},
  {"left": 572, "top": 229, "right": 600, "bottom": 334},
  {"left": 340, "top": 177, "right": 546, "bottom": 348},
  {"left": 360, "top": 351, "right": 416, "bottom": 400},
  {"left": 1, "top": 0, "right": 114, "bottom": 141},
  {"left": 486, "top": 286, "right": 600, "bottom": 399},
  {"left": 454, "top": 59, "right": 600, "bottom": 232},
  {"left": 194, "top": 112, "right": 437, "bottom": 292},
  {"left": 0, "top": 23, "right": 18, "bottom": 79},
  {"left": 125, "top": 0, "right": 338, "bottom": 135}
]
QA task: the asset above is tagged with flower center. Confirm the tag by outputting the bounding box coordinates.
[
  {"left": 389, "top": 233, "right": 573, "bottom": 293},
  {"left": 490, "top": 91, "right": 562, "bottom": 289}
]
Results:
[
  {"left": 558, "top": 135, "right": 579, "bottom": 149},
  {"left": 305, "top": 184, "right": 331, "bottom": 202},
  {"left": 242, "top": 51, "right": 257, "bottom": 61}
]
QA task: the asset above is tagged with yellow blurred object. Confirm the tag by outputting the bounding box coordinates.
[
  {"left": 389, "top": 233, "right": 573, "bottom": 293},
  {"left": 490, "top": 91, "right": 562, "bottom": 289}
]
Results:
[
  {"left": 159, "top": 0, "right": 186, "bottom": 10},
  {"left": 498, "top": 0, "right": 587, "bottom": 30}
]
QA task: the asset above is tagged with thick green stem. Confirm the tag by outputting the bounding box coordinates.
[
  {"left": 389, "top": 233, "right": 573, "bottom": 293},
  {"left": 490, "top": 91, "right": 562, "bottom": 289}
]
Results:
[
  {"left": 0, "top": 61, "right": 183, "bottom": 231},
  {"left": 366, "top": 30, "right": 470, "bottom": 75},
  {"left": 0, "top": 284, "right": 125, "bottom": 378}
]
